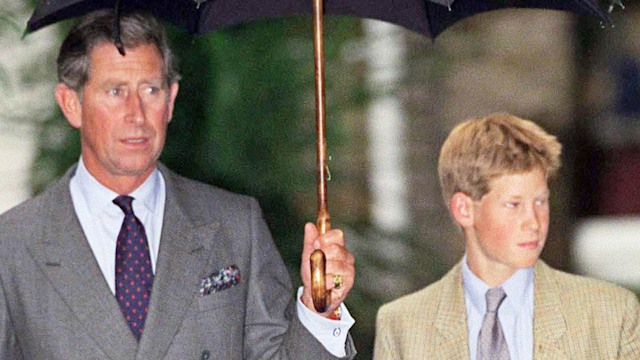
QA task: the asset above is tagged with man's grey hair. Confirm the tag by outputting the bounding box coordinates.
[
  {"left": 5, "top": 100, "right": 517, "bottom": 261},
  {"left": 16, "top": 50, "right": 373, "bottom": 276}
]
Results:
[{"left": 57, "top": 9, "right": 180, "bottom": 92}]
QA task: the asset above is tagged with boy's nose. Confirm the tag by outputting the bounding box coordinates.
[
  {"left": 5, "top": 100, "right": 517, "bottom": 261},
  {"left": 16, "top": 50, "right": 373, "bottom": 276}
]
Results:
[{"left": 523, "top": 208, "right": 541, "bottom": 231}]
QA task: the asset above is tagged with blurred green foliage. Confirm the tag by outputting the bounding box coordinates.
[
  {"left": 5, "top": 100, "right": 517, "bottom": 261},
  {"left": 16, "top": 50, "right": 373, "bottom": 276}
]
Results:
[
  {"left": 164, "top": 19, "right": 317, "bottom": 267},
  {"left": 164, "top": 16, "right": 362, "bottom": 267}
]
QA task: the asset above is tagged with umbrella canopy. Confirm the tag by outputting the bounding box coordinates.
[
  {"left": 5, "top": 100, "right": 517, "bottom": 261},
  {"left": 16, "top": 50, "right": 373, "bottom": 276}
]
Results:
[{"left": 27, "top": 0, "right": 609, "bottom": 37}]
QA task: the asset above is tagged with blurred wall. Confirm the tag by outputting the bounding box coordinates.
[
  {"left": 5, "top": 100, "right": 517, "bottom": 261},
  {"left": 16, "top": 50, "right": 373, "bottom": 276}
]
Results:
[
  {"left": 573, "top": 5, "right": 640, "bottom": 292},
  {"left": 0, "top": 0, "right": 57, "bottom": 213}
]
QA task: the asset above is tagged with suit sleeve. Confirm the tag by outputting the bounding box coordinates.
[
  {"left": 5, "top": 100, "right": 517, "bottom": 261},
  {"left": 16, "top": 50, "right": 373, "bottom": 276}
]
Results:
[
  {"left": 618, "top": 292, "right": 640, "bottom": 359},
  {"left": 242, "top": 198, "right": 355, "bottom": 360}
]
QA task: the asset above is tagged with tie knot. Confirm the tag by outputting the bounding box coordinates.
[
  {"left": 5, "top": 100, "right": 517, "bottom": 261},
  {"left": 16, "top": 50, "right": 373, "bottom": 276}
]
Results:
[
  {"left": 485, "top": 287, "right": 507, "bottom": 313},
  {"left": 113, "top": 195, "right": 135, "bottom": 216}
]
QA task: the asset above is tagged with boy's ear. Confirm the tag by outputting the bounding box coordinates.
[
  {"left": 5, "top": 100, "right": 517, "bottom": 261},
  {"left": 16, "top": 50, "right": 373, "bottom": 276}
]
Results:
[
  {"left": 450, "top": 192, "right": 474, "bottom": 228},
  {"left": 55, "top": 83, "right": 82, "bottom": 129}
]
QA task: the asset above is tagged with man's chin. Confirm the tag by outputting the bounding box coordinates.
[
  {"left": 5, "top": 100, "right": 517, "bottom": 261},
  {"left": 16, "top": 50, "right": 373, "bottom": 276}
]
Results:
[{"left": 112, "top": 161, "right": 158, "bottom": 177}]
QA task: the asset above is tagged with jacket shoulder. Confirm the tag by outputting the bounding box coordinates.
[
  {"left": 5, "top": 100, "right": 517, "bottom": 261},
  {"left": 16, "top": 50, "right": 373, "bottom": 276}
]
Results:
[
  {"left": 161, "top": 168, "right": 260, "bottom": 221},
  {"left": 379, "top": 280, "right": 445, "bottom": 320},
  {"left": 0, "top": 179, "right": 65, "bottom": 239},
  {"left": 542, "top": 264, "right": 638, "bottom": 305},
  {"left": 378, "top": 264, "right": 461, "bottom": 324},
  {"left": 537, "top": 263, "right": 640, "bottom": 357}
]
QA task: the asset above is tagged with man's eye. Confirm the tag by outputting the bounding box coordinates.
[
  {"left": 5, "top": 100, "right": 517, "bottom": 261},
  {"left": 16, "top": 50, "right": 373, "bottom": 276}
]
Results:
[
  {"left": 109, "top": 87, "right": 122, "bottom": 96},
  {"left": 506, "top": 202, "right": 519, "bottom": 209},
  {"left": 143, "top": 86, "right": 161, "bottom": 95}
]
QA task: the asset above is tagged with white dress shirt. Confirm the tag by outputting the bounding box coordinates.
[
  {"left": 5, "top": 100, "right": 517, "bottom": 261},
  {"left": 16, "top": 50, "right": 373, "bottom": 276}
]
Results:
[
  {"left": 69, "top": 159, "right": 354, "bottom": 356},
  {"left": 462, "top": 255, "right": 534, "bottom": 360}
]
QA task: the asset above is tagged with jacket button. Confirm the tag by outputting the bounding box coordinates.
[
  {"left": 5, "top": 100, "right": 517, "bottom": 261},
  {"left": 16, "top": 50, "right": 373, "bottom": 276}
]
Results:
[{"left": 201, "top": 350, "right": 210, "bottom": 360}]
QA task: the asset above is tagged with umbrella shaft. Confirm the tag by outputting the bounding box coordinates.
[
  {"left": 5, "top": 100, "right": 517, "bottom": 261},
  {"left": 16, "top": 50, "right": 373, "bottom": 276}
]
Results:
[
  {"left": 313, "top": 0, "right": 330, "bottom": 234},
  {"left": 311, "top": 0, "right": 330, "bottom": 314}
]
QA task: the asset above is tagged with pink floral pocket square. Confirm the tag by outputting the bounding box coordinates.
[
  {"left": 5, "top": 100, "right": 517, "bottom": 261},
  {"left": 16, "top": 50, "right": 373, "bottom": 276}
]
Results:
[{"left": 199, "top": 265, "right": 241, "bottom": 297}]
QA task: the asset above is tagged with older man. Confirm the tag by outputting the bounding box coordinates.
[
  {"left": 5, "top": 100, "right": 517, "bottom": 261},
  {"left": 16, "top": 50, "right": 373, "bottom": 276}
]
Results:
[{"left": 0, "top": 9, "right": 355, "bottom": 359}]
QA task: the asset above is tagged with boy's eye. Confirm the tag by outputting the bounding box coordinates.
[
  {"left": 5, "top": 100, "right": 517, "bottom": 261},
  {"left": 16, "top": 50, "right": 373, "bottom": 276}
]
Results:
[
  {"left": 535, "top": 198, "right": 548, "bottom": 206},
  {"left": 506, "top": 202, "right": 519, "bottom": 209}
]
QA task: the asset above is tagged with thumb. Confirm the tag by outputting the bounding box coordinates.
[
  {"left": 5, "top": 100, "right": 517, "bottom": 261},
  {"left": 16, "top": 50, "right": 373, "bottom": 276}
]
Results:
[
  {"left": 301, "top": 222, "right": 319, "bottom": 291},
  {"left": 303, "top": 222, "right": 319, "bottom": 254}
]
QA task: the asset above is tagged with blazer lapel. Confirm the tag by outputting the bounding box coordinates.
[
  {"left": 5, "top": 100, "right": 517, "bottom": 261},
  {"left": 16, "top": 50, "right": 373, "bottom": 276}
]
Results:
[
  {"left": 533, "top": 261, "right": 569, "bottom": 360},
  {"left": 433, "top": 263, "right": 470, "bottom": 360},
  {"left": 136, "top": 168, "right": 218, "bottom": 359},
  {"left": 26, "top": 171, "right": 137, "bottom": 360}
]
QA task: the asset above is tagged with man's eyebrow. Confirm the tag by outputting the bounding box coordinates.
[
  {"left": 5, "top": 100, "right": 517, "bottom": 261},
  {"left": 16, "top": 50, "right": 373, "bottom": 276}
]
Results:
[
  {"left": 140, "top": 78, "right": 167, "bottom": 86},
  {"left": 98, "top": 79, "right": 127, "bottom": 87}
]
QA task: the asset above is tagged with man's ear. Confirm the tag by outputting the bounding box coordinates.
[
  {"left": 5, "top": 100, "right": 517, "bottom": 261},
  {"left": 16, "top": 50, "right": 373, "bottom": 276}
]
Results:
[
  {"left": 165, "top": 82, "right": 179, "bottom": 123},
  {"left": 450, "top": 192, "right": 474, "bottom": 228},
  {"left": 54, "top": 83, "right": 82, "bottom": 129}
]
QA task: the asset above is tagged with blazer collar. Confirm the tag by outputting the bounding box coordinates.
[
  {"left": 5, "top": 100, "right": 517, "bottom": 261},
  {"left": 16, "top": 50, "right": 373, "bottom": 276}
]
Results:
[
  {"left": 433, "top": 262, "right": 471, "bottom": 359},
  {"left": 135, "top": 164, "right": 218, "bottom": 359},
  {"left": 433, "top": 260, "right": 570, "bottom": 359},
  {"left": 27, "top": 166, "right": 139, "bottom": 360},
  {"left": 532, "top": 261, "right": 569, "bottom": 359}
]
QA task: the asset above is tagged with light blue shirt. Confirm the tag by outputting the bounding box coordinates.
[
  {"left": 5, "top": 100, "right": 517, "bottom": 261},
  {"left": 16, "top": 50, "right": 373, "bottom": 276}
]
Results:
[
  {"left": 69, "top": 159, "right": 353, "bottom": 356},
  {"left": 462, "top": 256, "right": 534, "bottom": 360},
  {"left": 70, "top": 159, "right": 165, "bottom": 294}
]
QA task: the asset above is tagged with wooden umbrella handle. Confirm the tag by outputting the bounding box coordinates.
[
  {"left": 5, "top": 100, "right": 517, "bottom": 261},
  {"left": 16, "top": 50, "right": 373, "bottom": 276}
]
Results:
[
  {"left": 310, "top": 0, "right": 330, "bottom": 313},
  {"left": 310, "top": 212, "right": 330, "bottom": 312},
  {"left": 310, "top": 249, "right": 327, "bottom": 312}
]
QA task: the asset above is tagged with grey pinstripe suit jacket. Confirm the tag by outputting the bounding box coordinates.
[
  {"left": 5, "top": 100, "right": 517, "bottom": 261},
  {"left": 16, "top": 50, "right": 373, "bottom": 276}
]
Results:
[
  {"left": 374, "top": 260, "right": 640, "bottom": 359},
  {"left": 0, "top": 164, "right": 355, "bottom": 359}
]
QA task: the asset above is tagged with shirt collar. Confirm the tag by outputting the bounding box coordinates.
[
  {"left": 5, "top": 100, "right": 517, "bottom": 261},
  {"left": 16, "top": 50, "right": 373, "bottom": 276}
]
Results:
[
  {"left": 462, "top": 254, "right": 534, "bottom": 314},
  {"left": 74, "top": 158, "right": 161, "bottom": 217}
]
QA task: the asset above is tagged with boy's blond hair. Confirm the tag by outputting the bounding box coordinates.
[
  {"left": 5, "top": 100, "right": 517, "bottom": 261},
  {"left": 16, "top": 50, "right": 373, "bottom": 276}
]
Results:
[{"left": 438, "top": 113, "right": 562, "bottom": 203}]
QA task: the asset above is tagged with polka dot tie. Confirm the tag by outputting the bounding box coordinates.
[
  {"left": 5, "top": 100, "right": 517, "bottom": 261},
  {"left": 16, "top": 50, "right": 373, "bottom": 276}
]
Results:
[{"left": 113, "top": 195, "right": 154, "bottom": 341}]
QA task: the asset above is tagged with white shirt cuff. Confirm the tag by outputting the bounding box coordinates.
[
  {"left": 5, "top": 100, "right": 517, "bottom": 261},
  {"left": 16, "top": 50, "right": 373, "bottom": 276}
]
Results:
[{"left": 296, "top": 286, "right": 355, "bottom": 357}]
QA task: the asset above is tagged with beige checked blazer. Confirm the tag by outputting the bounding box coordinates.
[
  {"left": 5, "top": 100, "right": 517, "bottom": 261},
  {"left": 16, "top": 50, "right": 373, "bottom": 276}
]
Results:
[{"left": 374, "top": 260, "right": 640, "bottom": 359}]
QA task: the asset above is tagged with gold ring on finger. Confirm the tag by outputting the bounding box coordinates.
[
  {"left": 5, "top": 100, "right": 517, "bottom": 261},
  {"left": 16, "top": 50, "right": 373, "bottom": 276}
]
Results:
[{"left": 333, "top": 274, "right": 343, "bottom": 290}]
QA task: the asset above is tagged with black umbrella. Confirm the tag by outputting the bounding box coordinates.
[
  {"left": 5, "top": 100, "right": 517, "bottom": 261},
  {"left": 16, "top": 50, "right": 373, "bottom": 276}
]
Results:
[
  {"left": 26, "top": 0, "right": 613, "bottom": 312},
  {"left": 28, "top": 0, "right": 610, "bottom": 37}
]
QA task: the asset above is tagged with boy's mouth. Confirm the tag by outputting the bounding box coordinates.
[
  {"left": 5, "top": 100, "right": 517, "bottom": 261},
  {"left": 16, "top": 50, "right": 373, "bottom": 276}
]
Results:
[{"left": 518, "top": 241, "right": 540, "bottom": 250}]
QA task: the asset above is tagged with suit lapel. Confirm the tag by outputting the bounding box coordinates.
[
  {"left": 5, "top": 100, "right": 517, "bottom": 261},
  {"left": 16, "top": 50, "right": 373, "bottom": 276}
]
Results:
[
  {"left": 533, "top": 261, "right": 569, "bottom": 360},
  {"left": 136, "top": 167, "right": 218, "bottom": 359},
  {"left": 433, "top": 263, "right": 470, "bottom": 359},
  {"left": 26, "top": 170, "right": 138, "bottom": 360}
]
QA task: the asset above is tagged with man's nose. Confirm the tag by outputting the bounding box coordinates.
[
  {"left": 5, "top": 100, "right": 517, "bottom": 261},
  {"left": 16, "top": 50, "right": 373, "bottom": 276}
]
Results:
[{"left": 126, "top": 93, "right": 145, "bottom": 125}]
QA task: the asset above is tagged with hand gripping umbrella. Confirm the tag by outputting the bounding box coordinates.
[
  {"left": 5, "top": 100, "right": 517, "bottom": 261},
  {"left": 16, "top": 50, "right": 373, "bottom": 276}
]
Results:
[{"left": 27, "top": 0, "right": 611, "bottom": 312}]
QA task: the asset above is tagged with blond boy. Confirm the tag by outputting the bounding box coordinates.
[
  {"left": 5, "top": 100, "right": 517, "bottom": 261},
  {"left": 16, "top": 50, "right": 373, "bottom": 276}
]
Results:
[{"left": 374, "top": 114, "right": 640, "bottom": 359}]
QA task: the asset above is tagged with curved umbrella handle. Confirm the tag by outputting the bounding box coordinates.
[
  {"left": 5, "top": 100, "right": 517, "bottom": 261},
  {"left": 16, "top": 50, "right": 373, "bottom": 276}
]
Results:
[
  {"left": 310, "top": 213, "right": 331, "bottom": 312},
  {"left": 310, "top": 250, "right": 327, "bottom": 312}
]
